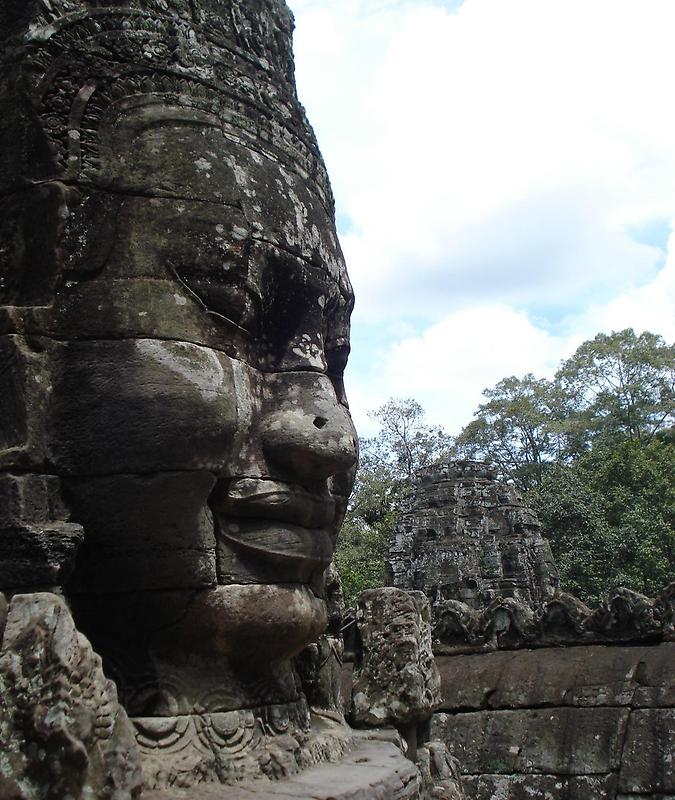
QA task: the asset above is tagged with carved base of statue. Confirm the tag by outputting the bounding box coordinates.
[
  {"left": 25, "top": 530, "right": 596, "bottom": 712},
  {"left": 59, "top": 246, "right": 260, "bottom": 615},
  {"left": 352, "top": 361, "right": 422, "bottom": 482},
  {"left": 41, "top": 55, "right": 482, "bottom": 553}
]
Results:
[
  {"left": 135, "top": 708, "right": 353, "bottom": 789},
  {"left": 0, "top": 592, "right": 424, "bottom": 798}
]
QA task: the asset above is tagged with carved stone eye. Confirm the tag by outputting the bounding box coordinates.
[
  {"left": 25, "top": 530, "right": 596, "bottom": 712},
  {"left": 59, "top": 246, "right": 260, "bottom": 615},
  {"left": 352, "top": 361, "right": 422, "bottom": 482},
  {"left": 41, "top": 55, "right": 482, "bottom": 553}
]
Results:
[{"left": 174, "top": 269, "right": 262, "bottom": 335}]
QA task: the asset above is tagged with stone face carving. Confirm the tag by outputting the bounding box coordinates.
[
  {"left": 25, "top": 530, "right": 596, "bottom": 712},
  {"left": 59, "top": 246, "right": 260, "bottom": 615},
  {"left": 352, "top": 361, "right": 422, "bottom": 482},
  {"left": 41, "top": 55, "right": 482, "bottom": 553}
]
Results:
[
  {"left": 351, "top": 588, "right": 441, "bottom": 735},
  {"left": 390, "top": 461, "right": 674, "bottom": 659},
  {"left": 0, "top": 592, "right": 143, "bottom": 799},
  {"left": 387, "top": 460, "right": 559, "bottom": 614},
  {"left": 0, "top": 0, "right": 357, "bottom": 788}
]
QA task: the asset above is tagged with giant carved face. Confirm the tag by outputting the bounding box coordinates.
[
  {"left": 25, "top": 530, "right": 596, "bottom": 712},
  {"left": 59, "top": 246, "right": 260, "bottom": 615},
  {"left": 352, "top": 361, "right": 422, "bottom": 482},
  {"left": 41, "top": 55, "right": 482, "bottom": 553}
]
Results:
[
  {"left": 0, "top": 3, "right": 357, "bottom": 726},
  {"left": 52, "top": 105, "right": 358, "bottom": 690}
]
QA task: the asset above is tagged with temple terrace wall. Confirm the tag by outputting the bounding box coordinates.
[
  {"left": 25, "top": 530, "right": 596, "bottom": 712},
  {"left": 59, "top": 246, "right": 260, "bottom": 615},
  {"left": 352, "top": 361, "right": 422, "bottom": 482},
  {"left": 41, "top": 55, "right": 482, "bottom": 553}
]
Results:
[{"left": 434, "top": 642, "right": 674, "bottom": 800}]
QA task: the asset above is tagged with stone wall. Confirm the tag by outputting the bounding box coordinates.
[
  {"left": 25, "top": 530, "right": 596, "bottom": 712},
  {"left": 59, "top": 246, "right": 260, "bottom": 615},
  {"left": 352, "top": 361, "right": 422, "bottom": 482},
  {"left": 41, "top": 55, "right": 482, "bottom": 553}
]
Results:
[
  {"left": 432, "top": 643, "right": 674, "bottom": 800},
  {"left": 383, "top": 459, "right": 674, "bottom": 799}
]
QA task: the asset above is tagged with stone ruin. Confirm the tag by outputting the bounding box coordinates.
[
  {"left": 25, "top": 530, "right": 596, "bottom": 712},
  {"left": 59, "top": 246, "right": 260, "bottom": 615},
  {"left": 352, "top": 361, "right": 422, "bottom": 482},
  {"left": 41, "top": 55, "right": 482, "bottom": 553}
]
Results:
[
  {"left": 0, "top": 1, "right": 427, "bottom": 797},
  {"left": 1, "top": 0, "right": 673, "bottom": 797},
  {"left": 387, "top": 460, "right": 559, "bottom": 612},
  {"left": 384, "top": 460, "right": 675, "bottom": 799}
]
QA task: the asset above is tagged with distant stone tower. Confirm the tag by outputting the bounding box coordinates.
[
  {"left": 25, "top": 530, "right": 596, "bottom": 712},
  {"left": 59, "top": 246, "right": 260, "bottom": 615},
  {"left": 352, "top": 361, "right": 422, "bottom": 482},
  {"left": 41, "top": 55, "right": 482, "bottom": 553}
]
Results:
[{"left": 386, "top": 461, "right": 559, "bottom": 612}]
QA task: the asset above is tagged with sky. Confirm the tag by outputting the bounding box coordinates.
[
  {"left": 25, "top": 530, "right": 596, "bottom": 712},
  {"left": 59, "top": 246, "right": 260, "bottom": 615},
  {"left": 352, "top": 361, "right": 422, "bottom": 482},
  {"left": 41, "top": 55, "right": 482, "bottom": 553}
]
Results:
[{"left": 286, "top": 0, "right": 675, "bottom": 438}]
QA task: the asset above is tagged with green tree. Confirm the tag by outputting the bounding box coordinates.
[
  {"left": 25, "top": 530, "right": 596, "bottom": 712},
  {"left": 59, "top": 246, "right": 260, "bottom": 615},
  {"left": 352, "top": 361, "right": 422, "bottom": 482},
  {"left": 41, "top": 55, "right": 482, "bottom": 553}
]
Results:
[
  {"left": 555, "top": 329, "right": 675, "bottom": 454},
  {"left": 431, "top": 328, "right": 675, "bottom": 601},
  {"left": 454, "top": 374, "right": 560, "bottom": 488},
  {"left": 364, "top": 398, "right": 454, "bottom": 480},
  {"left": 456, "top": 329, "right": 674, "bottom": 487},
  {"left": 335, "top": 399, "right": 453, "bottom": 605},
  {"left": 528, "top": 435, "right": 675, "bottom": 603},
  {"left": 580, "top": 436, "right": 674, "bottom": 595},
  {"left": 336, "top": 330, "right": 674, "bottom": 605},
  {"left": 528, "top": 463, "right": 618, "bottom": 603}
]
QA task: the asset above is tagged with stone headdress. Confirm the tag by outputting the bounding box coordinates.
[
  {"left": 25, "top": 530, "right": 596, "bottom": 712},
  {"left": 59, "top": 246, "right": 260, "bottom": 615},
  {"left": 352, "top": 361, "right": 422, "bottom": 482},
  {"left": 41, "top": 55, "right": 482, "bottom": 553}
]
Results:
[{"left": 0, "top": 0, "right": 332, "bottom": 204}]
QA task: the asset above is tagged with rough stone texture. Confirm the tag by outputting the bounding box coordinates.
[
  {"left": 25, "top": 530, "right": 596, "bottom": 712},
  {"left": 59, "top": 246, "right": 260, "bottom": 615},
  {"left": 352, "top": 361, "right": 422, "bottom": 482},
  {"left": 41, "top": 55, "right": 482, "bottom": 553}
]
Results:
[
  {"left": 0, "top": 592, "right": 143, "bottom": 799},
  {"left": 295, "top": 564, "right": 346, "bottom": 715},
  {"left": 435, "top": 706, "right": 630, "bottom": 775},
  {"left": 436, "top": 644, "right": 675, "bottom": 711},
  {"left": 387, "top": 461, "right": 558, "bottom": 616},
  {"left": 432, "top": 584, "right": 675, "bottom": 653},
  {"left": 0, "top": 0, "right": 361, "bottom": 790},
  {"left": 432, "top": 642, "right": 675, "bottom": 799},
  {"left": 463, "top": 774, "right": 620, "bottom": 800},
  {"left": 416, "top": 742, "right": 466, "bottom": 800},
  {"left": 620, "top": 709, "right": 675, "bottom": 795},
  {"left": 143, "top": 739, "right": 422, "bottom": 799},
  {"left": 0, "top": 472, "right": 84, "bottom": 591},
  {"left": 351, "top": 588, "right": 441, "bottom": 729}
]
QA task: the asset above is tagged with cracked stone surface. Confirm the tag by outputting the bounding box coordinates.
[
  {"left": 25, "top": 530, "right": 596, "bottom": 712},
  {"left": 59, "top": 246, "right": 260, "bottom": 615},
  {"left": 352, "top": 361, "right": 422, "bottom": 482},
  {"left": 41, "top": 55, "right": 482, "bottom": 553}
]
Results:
[
  {"left": 351, "top": 588, "right": 441, "bottom": 729},
  {"left": 0, "top": 592, "right": 143, "bottom": 800},
  {"left": 142, "top": 739, "right": 422, "bottom": 799}
]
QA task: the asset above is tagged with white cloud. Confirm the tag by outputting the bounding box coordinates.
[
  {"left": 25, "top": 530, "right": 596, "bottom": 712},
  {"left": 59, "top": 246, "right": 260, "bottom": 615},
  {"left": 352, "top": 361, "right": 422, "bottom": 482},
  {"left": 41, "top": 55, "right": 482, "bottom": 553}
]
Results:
[
  {"left": 383, "top": 304, "right": 571, "bottom": 433},
  {"left": 574, "top": 224, "right": 675, "bottom": 343},
  {"left": 349, "top": 303, "right": 576, "bottom": 436},
  {"left": 289, "top": 0, "right": 675, "bottom": 436},
  {"left": 291, "top": 0, "right": 675, "bottom": 318},
  {"left": 350, "top": 226, "right": 675, "bottom": 437}
]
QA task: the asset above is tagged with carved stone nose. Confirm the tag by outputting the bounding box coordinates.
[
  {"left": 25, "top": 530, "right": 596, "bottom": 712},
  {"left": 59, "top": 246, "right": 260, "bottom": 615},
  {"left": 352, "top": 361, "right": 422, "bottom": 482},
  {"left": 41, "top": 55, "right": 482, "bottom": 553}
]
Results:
[{"left": 261, "top": 375, "right": 357, "bottom": 483}]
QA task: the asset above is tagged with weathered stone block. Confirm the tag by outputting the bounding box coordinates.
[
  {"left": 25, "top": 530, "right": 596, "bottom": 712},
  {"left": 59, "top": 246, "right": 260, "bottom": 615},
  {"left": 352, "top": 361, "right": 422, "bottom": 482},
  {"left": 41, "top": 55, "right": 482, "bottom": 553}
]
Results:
[
  {"left": 0, "top": 521, "right": 84, "bottom": 590},
  {"left": 0, "top": 473, "right": 68, "bottom": 526},
  {"left": 618, "top": 796, "right": 675, "bottom": 799},
  {"left": 47, "top": 339, "right": 240, "bottom": 475},
  {"left": 351, "top": 588, "right": 441, "bottom": 727},
  {"left": 433, "top": 707, "right": 630, "bottom": 776},
  {"left": 65, "top": 472, "right": 217, "bottom": 592},
  {"left": 463, "top": 773, "right": 619, "bottom": 800},
  {"left": 0, "top": 592, "right": 143, "bottom": 799},
  {"left": 436, "top": 644, "right": 675, "bottom": 712},
  {"left": 0, "top": 336, "right": 50, "bottom": 469},
  {"left": 0, "top": 472, "right": 83, "bottom": 590},
  {"left": 620, "top": 709, "right": 675, "bottom": 794},
  {"left": 631, "top": 643, "right": 675, "bottom": 707}
]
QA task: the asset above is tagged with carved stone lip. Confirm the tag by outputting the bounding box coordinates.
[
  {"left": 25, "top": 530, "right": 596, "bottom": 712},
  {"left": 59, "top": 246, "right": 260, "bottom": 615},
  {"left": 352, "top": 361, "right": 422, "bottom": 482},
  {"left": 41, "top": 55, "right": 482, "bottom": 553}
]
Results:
[
  {"left": 217, "top": 517, "right": 333, "bottom": 568},
  {"left": 210, "top": 477, "right": 335, "bottom": 529}
]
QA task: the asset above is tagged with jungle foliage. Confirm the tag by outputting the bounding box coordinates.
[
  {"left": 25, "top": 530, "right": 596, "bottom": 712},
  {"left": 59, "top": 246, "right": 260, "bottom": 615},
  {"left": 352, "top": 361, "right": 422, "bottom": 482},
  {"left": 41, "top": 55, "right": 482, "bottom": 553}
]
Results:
[{"left": 336, "top": 329, "right": 674, "bottom": 606}]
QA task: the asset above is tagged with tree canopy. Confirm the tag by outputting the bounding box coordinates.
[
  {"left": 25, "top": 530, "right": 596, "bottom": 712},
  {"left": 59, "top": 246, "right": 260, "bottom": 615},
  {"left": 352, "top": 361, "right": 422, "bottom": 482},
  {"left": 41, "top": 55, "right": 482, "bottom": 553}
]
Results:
[
  {"left": 335, "top": 329, "right": 674, "bottom": 606},
  {"left": 455, "top": 329, "right": 674, "bottom": 486},
  {"left": 334, "top": 398, "right": 452, "bottom": 605},
  {"left": 555, "top": 329, "right": 674, "bottom": 454}
]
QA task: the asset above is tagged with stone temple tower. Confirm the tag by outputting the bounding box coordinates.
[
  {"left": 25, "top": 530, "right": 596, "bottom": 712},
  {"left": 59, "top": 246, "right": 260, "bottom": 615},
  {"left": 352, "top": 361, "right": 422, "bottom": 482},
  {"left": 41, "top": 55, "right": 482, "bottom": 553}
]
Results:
[{"left": 386, "top": 460, "right": 559, "bottom": 612}]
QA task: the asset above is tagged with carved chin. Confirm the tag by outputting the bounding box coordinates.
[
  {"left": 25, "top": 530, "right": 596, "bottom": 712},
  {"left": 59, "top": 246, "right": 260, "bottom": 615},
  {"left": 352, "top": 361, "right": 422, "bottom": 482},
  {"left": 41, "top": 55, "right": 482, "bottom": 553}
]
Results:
[{"left": 170, "top": 584, "right": 328, "bottom": 662}]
